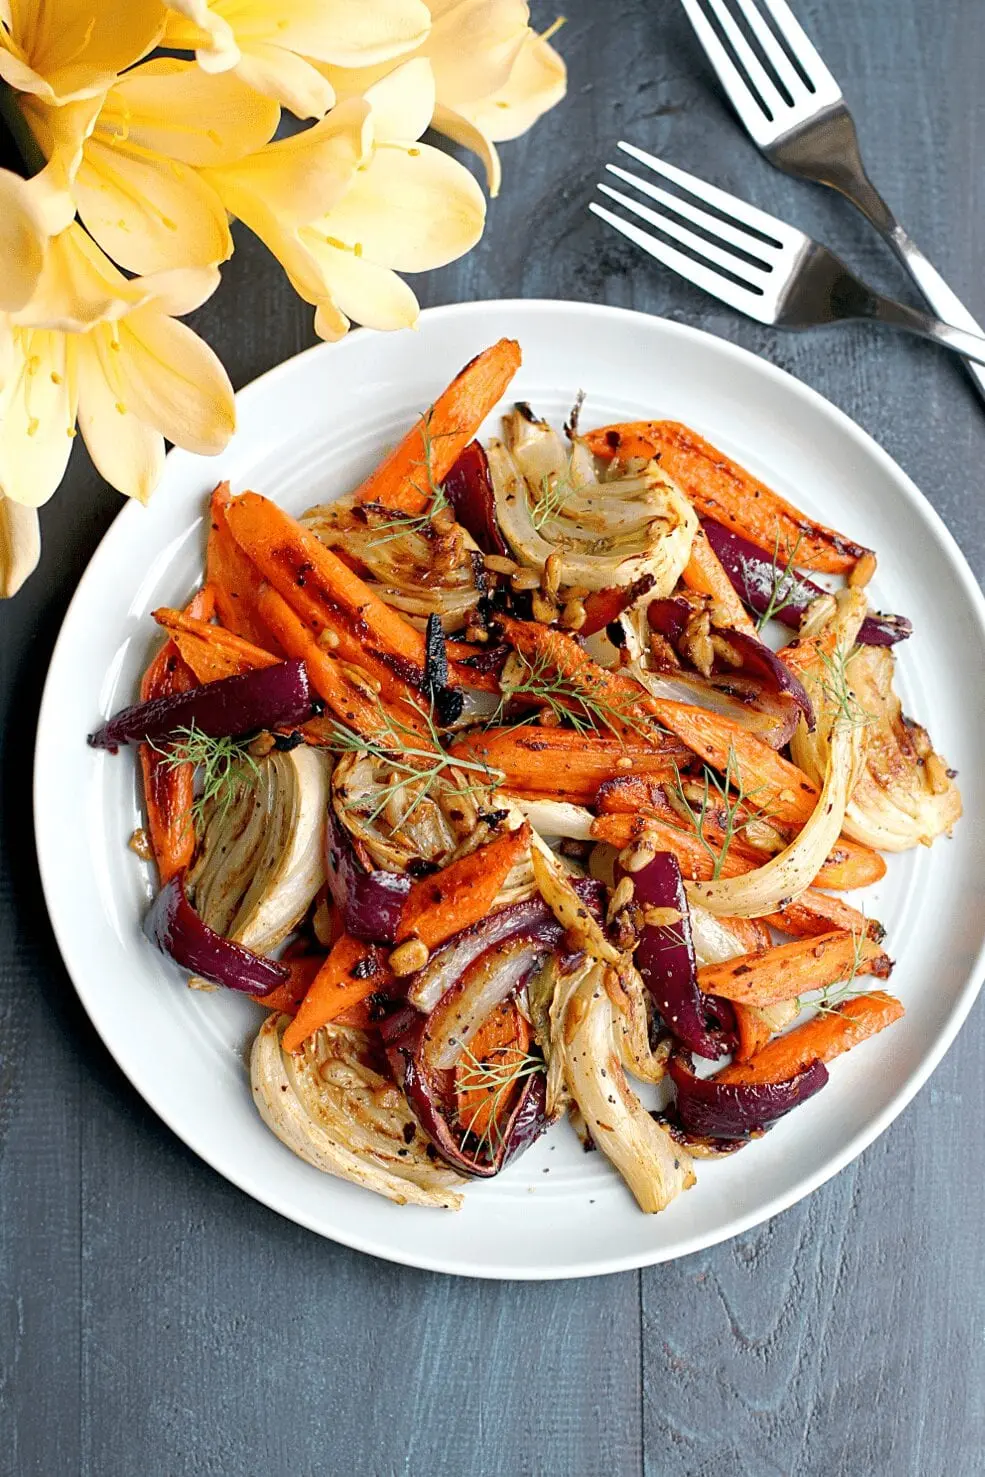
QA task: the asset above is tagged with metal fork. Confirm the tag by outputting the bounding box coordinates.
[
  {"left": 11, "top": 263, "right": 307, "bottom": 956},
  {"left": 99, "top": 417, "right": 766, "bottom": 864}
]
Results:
[
  {"left": 590, "top": 144, "right": 985, "bottom": 367},
  {"left": 679, "top": 0, "right": 985, "bottom": 403}
]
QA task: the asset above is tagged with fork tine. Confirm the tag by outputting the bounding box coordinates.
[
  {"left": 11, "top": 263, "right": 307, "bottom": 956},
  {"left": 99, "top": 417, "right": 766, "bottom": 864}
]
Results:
[
  {"left": 756, "top": 0, "right": 840, "bottom": 95},
  {"left": 704, "top": 0, "right": 789, "bottom": 118},
  {"left": 597, "top": 182, "right": 769, "bottom": 284},
  {"left": 678, "top": 0, "right": 776, "bottom": 141},
  {"left": 604, "top": 164, "right": 776, "bottom": 263},
  {"left": 588, "top": 202, "right": 772, "bottom": 321},
  {"left": 727, "top": 0, "right": 807, "bottom": 100},
  {"left": 616, "top": 142, "right": 802, "bottom": 247}
]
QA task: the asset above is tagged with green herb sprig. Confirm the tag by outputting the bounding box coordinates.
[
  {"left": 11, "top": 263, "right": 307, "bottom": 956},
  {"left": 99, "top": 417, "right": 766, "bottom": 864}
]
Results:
[
  {"left": 152, "top": 725, "right": 261, "bottom": 836},
  {"left": 456, "top": 1044, "right": 546, "bottom": 1159},
  {"left": 669, "top": 744, "right": 767, "bottom": 880}
]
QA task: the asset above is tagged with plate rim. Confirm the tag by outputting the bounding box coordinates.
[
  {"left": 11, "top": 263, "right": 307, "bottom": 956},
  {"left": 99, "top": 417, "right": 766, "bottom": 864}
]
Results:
[{"left": 33, "top": 297, "right": 985, "bottom": 1279}]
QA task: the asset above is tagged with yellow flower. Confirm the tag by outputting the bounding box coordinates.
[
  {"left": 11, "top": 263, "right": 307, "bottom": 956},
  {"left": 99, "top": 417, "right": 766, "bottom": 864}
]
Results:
[
  {"left": 320, "top": 0, "right": 566, "bottom": 195},
  {"left": 164, "top": 0, "right": 432, "bottom": 118},
  {"left": 0, "top": 226, "right": 235, "bottom": 508},
  {"left": 0, "top": 167, "right": 49, "bottom": 313},
  {"left": 205, "top": 60, "right": 485, "bottom": 341},
  {"left": 23, "top": 59, "right": 281, "bottom": 276},
  {"left": 0, "top": 0, "right": 165, "bottom": 103},
  {"left": 0, "top": 493, "right": 40, "bottom": 598}
]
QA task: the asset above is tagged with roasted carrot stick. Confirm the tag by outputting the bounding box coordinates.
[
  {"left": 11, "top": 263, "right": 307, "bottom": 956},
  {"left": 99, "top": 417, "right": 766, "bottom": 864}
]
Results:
[
  {"left": 583, "top": 421, "right": 870, "bottom": 575},
  {"left": 138, "top": 587, "right": 214, "bottom": 884},
  {"left": 763, "top": 891, "right": 883, "bottom": 941},
  {"left": 498, "top": 615, "right": 820, "bottom": 821},
  {"left": 696, "top": 930, "right": 891, "bottom": 1007},
  {"left": 448, "top": 726, "right": 688, "bottom": 803},
  {"left": 206, "top": 483, "right": 283, "bottom": 650},
  {"left": 454, "top": 1000, "right": 532, "bottom": 1139},
  {"left": 282, "top": 937, "right": 393, "bottom": 1053},
  {"left": 641, "top": 697, "right": 820, "bottom": 826},
  {"left": 222, "top": 489, "right": 497, "bottom": 698},
  {"left": 253, "top": 955, "right": 325, "bottom": 1015},
  {"left": 395, "top": 824, "right": 532, "bottom": 952},
  {"left": 590, "top": 811, "right": 865, "bottom": 891},
  {"left": 681, "top": 523, "right": 758, "bottom": 637},
  {"left": 152, "top": 607, "right": 279, "bottom": 683},
  {"left": 354, "top": 339, "right": 522, "bottom": 514},
  {"left": 249, "top": 579, "right": 428, "bottom": 743},
  {"left": 733, "top": 1003, "right": 774, "bottom": 1062},
  {"left": 715, "top": 991, "right": 905, "bottom": 1085}
]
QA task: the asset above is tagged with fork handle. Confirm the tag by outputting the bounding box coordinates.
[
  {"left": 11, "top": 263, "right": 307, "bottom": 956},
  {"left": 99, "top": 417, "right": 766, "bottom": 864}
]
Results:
[
  {"left": 858, "top": 293, "right": 985, "bottom": 370},
  {"left": 814, "top": 122, "right": 985, "bottom": 403}
]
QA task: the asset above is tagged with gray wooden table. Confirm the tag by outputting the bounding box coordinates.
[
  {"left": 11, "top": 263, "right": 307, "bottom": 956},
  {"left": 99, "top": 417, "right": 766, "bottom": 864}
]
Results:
[{"left": 3, "top": 2, "right": 984, "bottom": 1473}]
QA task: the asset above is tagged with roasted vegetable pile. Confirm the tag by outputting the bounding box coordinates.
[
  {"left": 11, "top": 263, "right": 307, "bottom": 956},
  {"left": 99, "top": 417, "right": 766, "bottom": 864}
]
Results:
[{"left": 92, "top": 339, "right": 960, "bottom": 1213}]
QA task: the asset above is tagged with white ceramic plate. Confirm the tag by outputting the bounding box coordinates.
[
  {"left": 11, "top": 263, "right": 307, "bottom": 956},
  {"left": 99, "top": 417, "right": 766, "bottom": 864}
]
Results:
[{"left": 35, "top": 300, "right": 985, "bottom": 1279}]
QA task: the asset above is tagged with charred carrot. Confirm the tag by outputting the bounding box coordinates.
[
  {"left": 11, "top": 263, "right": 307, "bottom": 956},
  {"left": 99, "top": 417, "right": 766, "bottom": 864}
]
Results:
[
  {"left": 497, "top": 616, "right": 820, "bottom": 821},
  {"left": 583, "top": 420, "right": 870, "bottom": 575},
  {"left": 249, "top": 580, "right": 427, "bottom": 743},
  {"left": 715, "top": 992, "right": 904, "bottom": 1085},
  {"left": 642, "top": 697, "right": 820, "bottom": 826},
  {"left": 282, "top": 936, "right": 393, "bottom": 1052},
  {"left": 763, "top": 891, "right": 883, "bottom": 941},
  {"left": 354, "top": 339, "right": 522, "bottom": 514},
  {"left": 681, "top": 523, "right": 758, "bottom": 636},
  {"left": 138, "top": 587, "right": 214, "bottom": 884},
  {"left": 696, "top": 930, "right": 892, "bottom": 1007},
  {"left": 253, "top": 955, "right": 325, "bottom": 1016},
  {"left": 454, "top": 1000, "right": 532, "bottom": 1140},
  {"left": 590, "top": 811, "right": 863, "bottom": 892},
  {"left": 152, "top": 607, "right": 279, "bottom": 684},
  {"left": 395, "top": 824, "right": 532, "bottom": 952},
  {"left": 223, "top": 490, "right": 496, "bottom": 699},
  {"left": 732, "top": 999, "right": 800, "bottom": 1063},
  {"left": 206, "top": 483, "right": 282, "bottom": 650},
  {"left": 448, "top": 727, "right": 687, "bottom": 804}
]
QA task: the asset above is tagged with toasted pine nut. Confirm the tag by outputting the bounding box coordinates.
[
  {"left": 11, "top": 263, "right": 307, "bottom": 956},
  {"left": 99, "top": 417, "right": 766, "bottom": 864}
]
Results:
[{"left": 389, "top": 937, "right": 430, "bottom": 976}]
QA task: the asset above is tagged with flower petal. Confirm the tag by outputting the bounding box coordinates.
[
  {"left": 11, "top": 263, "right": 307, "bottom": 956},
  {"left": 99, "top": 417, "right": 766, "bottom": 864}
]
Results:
[
  {"left": 134, "top": 265, "right": 223, "bottom": 319},
  {"left": 0, "top": 493, "right": 40, "bottom": 597},
  {"left": 219, "top": 0, "right": 430, "bottom": 66},
  {"left": 76, "top": 327, "right": 164, "bottom": 503},
  {"left": 363, "top": 56, "right": 435, "bottom": 142},
  {"left": 116, "top": 309, "right": 236, "bottom": 456},
  {"left": 298, "top": 231, "right": 420, "bottom": 330},
  {"left": 203, "top": 96, "right": 371, "bottom": 237},
  {"left": 313, "top": 300, "right": 351, "bottom": 342},
  {"left": 162, "top": 2, "right": 240, "bottom": 73},
  {"left": 232, "top": 41, "right": 335, "bottom": 119},
  {"left": 454, "top": 27, "right": 566, "bottom": 143},
  {"left": 317, "top": 140, "right": 485, "bottom": 271},
  {"left": 8, "top": 0, "right": 164, "bottom": 100},
  {"left": 0, "top": 329, "right": 78, "bottom": 508},
  {"left": 0, "top": 168, "right": 48, "bottom": 312},
  {"left": 97, "top": 57, "right": 279, "bottom": 165},
  {"left": 17, "top": 92, "right": 104, "bottom": 232},
  {"left": 10, "top": 223, "right": 147, "bottom": 332},
  {"left": 75, "top": 137, "right": 233, "bottom": 274},
  {"left": 423, "top": 0, "right": 528, "bottom": 106},
  {"left": 431, "top": 102, "right": 501, "bottom": 196}
]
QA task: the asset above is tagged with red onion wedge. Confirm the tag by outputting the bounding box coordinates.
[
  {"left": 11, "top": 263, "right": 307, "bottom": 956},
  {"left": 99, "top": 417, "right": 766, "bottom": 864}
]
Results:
[
  {"left": 668, "top": 1049, "right": 828, "bottom": 1139},
  {"left": 324, "top": 806, "right": 410, "bottom": 944},
  {"left": 89, "top": 659, "right": 314, "bottom": 751},
  {"left": 626, "top": 851, "right": 737, "bottom": 1060},
  {"left": 715, "top": 629, "right": 814, "bottom": 731},
  {"left": 144, "top": 873, "right": 288, "bottom": 995},
  {"left": 443, "top": 440, "right": 510, "bottom": 557},
  {"left": 402, "top": 935, "right": 554, "bottom": 1177},
  {"left": 701, "top": 519, "right": 911, "bottom": 647},
  {"left": 406, "top": 879, "right": 604, "bottom": 1013}
]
